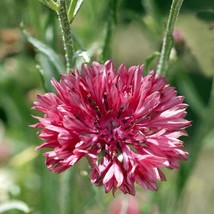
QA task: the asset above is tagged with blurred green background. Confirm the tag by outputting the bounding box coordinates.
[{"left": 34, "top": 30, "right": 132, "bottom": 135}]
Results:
[{"left": 0, "top": 0, "right": 214, "bottom": 213}]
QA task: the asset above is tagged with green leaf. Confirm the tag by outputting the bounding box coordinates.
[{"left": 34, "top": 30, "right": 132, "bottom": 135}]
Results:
[
  {"left": 40, "top": 0, "right": 60, "bottom": 11},
  {"left": 21, "top": 27, "right": 65, "bottom": 75},
  {"left": 36, "top": 53, "right": 58, "bottom": 92},
  {"left": 68, "top": 0, "right": 84, "bottom": 23},
  {"left": 101, "top": 0, "right": 120, "bottom": 62},
  {"left": 144, "top": 51, "right": 160, "bottom": 73},
  {"left": 0, "top": 200, "right": 30, "bottom": 213}
]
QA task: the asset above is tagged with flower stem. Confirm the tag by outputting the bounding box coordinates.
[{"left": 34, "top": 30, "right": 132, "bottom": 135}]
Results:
[
  {"left": 59, "top": 171, "right": 71, "bottom": 214},
  {"left": 101, "top": 0, "right": 120, "bottom": 62},
  {"left": 101, "top": 17, "right": 114, "bottom": 63},
  {"left": 156, "top": 0, "right": 184, "bottom": 75},
  {"left": 57, "top": 0, "right": 74, "bottom": 72}
]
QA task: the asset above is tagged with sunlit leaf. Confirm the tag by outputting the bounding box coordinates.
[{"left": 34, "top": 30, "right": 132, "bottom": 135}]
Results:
[
  {"left": 10, "top": 146, "right": 37, "bottom": 167},
  {"left": 68, "top": 0, "right": 84, "bottom": 23},
  {"left": 39, "top": 0, "right": 60, "bottom": 11}
]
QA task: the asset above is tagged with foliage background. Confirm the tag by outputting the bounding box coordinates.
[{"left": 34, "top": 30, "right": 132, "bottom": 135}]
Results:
[{"left": 0, "top": 0, "right": 214, "bottom": 213}]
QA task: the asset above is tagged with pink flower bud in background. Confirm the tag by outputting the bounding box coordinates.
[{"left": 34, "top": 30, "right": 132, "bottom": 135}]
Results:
[
  {"left": 173, "top": 29, "right": 184, "bottom": 44},
  {"left": 108, "top": 196, "right": 141, "bottom": 214}
]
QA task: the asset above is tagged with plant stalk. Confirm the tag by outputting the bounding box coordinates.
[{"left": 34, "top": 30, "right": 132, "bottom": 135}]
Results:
[
  {"left": 57, "top": 0, "right": 74, "bottom": 72},
  {"left": 101, "top": 0, "right": 120, "bottom": 62},
  {"left": 157, "top": 0, "right": 184, "bottom": 75}
]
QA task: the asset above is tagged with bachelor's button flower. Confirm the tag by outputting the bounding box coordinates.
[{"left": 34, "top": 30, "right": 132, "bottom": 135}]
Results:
[{"left": 32, "top": 60, "right": 190, "bottom": 195}]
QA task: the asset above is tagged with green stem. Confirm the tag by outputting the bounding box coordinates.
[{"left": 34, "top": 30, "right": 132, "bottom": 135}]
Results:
[
  {"left": 101, "top": 16, "right": 113, "bottom": 62},
  {"left": 156, "top": 0, "right": 184, "bottom": 75},
  {"left": 101, "top": 0, "right": 120, "bottom": 62},
  {"left": 57, "top": 0, "right": 74, "bottom": 72},
  {"left": 59, "top": 171, "right": 72, "bottom": 214}
]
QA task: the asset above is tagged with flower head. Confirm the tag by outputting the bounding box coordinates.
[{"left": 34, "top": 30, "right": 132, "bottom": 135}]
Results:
[{"left": 32, "top": 60, "right": 190, "bottom": 195}]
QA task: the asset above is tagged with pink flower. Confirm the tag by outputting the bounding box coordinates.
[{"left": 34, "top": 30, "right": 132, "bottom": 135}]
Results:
[
  {"left": 32, "top": 60, "right": 190, "bottom": 195},
  {"left": 108, "top": 196, "right": 141, "bottom": 214},
  {"left": 173, "top": 29, "right": 184, "bottom": 44}
]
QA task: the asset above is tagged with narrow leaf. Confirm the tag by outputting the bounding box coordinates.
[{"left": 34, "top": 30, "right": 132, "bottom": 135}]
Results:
[
  {"left": 68, "top": 0, "right": 84, "bottom": 23},
  {"left": 144, "top": 51, "right": 160, "bottom": 73},
  {"left": 36, "top": 53, "right": 58, "bottom": 92},
  {"left": 21, "top": 27, "right": 65, "bottom": 74},
  {"left": 39, "top": 0, "right": 60, "bottom": 11}
]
